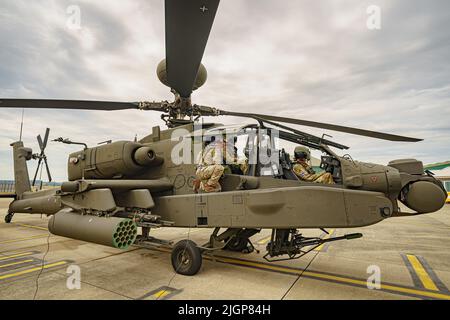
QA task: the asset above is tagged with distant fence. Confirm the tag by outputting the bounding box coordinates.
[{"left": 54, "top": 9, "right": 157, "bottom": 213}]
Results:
[
  {"left": 0, "top": 181, "right": 15, "bottom": 194},
  {"left": 0, "top": 181, "right": 61, "bottom": 195}
]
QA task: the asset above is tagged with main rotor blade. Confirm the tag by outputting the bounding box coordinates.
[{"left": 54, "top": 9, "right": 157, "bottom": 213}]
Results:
[
  {"left": 43, "top": 128, "right": 50, "bottom": 150},
  {"left": 37, "top": 134, "right": 44, "bottom": 152},
  {"left": 219, "top": 111, "right": 422, "bottom": 142},
  {"left": 165, "top": 0, "right": 220, "bottom": 97},
  {"left": 0, "top": 99, "right": 140, "bottom": 110},
  {"left": 256, "top": 116, "right": 349, "bottom": 150}
]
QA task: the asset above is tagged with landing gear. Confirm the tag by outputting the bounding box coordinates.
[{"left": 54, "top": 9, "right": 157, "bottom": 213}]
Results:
[
  {"left": 171, "top": 240, "right": 203, "bottom": 276},
  {"left": 169, "top": 228, "right": 261, "bottom": 275},
  {"left": 224, "top": 236, "right": 248, "bottom": 252},
  {"left": 223, "top": 228, "right": 260, "bottom": 253},
  {"left": 4, "top": 212, "right": 14, "bottom": 224},
  {"left": 264, "top": 229, "right": 363, "bottom": 262}
]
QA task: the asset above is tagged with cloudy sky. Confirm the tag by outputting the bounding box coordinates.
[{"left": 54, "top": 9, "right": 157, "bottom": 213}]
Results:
[{"left": 1, "top": 0, "right": 449, "bottom": 181}]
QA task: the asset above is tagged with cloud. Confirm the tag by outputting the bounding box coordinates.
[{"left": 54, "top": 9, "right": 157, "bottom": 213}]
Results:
[{"left": 0, "top": 0, "right": 449, "bottom": 181}]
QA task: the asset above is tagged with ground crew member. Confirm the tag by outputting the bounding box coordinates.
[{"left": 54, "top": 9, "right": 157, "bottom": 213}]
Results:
[
  {"left": 195, "top": 138, "right": 227, "bottom": 193},
  {"left": 292, "top": 146, "right": 334, "bottom": 184}
]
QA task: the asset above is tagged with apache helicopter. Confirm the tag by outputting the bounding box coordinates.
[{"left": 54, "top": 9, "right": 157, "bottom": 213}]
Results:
[{"left": 0, "top": 0, "right": 447, "bottom": 276}]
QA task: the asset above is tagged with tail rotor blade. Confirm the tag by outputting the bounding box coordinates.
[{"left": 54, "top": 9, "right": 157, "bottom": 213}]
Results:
[
  {"left": 32, "top": 158, "right": 42, "bottom": 187},
  {"left": 43, "top": 128, "right": 50, "bottom": 150},
  {"left": 37, "top": 135, "right": 44, "bottom": 152},
  {"left": 44, "top": 158, "right": 52, "bottom": 183}
]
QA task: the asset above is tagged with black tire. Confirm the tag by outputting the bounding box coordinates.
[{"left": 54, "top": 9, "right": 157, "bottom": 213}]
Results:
[
  {"left": 171, "top": 240, "right": 202, "bottom": 276},
  {"left": 4, "top": 213, "right": 13, "bottom": 224},
  {"left": 224, "top": 236, "right": 248, "bottom": 252}
]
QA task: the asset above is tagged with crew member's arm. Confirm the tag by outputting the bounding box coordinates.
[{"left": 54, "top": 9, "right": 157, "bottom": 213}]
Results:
[{"left": 293, "top": 164, "right": 323, "bottom": 181}]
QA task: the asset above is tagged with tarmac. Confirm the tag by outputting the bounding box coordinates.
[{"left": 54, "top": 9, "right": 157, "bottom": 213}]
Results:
[{"left": 0, "top": 197, "right": 449, "bottom": 300}]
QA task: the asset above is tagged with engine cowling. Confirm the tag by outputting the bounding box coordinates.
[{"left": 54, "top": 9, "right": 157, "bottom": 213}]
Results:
[{"left": 67, "top": 141, "right": 163, "bottom": 181}]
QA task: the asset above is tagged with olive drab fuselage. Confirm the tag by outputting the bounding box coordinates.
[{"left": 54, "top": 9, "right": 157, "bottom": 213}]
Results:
[{"left": 9, "top": 122, "right": 447, "bottom": 233}]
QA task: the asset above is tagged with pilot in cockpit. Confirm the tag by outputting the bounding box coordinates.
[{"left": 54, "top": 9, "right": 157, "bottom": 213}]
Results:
[{"left": 292, "top": 146, "right": 334, "bottom": 184}]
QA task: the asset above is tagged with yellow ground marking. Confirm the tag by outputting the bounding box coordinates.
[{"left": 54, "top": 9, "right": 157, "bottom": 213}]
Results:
[
  {"left": 0, "top": 259, "right": 33, "bottom": 269},
  {"left": 152, "top": 290, "right": 171, "bottom": 299},
  {"left": 314, "top": 229, "right": 335, "bottom": 251},
  {"left": 406, "top": 254, "right": 439, "bottom": 291},
  {"left": 0, "top": 234, "right": 49, "bottom": 244},
  {"left": 14, "top": 223, "right": 48, "bottom": 231},
  {"left": 0, "top": 261, "right": 67, "bottom": 281},
  {"left": 257, "top": 236, "right": 271, "bottom": 245},
  {"left": 147, "top": 245, "right": 450, "bottom": 300},
  {"left": 0, "top": 252, "right": 34, "bottom": 261},
  {"left": 214, "top": 255, "right": 450, "bottom": 300}
]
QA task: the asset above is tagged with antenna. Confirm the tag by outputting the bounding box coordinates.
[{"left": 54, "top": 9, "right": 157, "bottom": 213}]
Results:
[{"left": 19, "top": 109, "right": 24, "bottom": 142}]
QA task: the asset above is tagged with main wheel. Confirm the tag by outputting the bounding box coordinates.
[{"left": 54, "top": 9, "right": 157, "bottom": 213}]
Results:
[
  {"left": 224, "top": 236, "right": 248, "bottom": 252},
  {"left": 171, "top": 240, "right": 202, "bottom": 276}
]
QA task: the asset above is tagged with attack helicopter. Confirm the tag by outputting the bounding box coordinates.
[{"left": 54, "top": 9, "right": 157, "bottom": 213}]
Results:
[{"left": 0, "top": 0, "right": 447, "bottom": 275}]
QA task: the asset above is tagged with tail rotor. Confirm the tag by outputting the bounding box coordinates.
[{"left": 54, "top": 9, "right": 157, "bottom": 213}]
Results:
[{"left": 32, "top": 128, "right": 52, "bottom": 188}]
